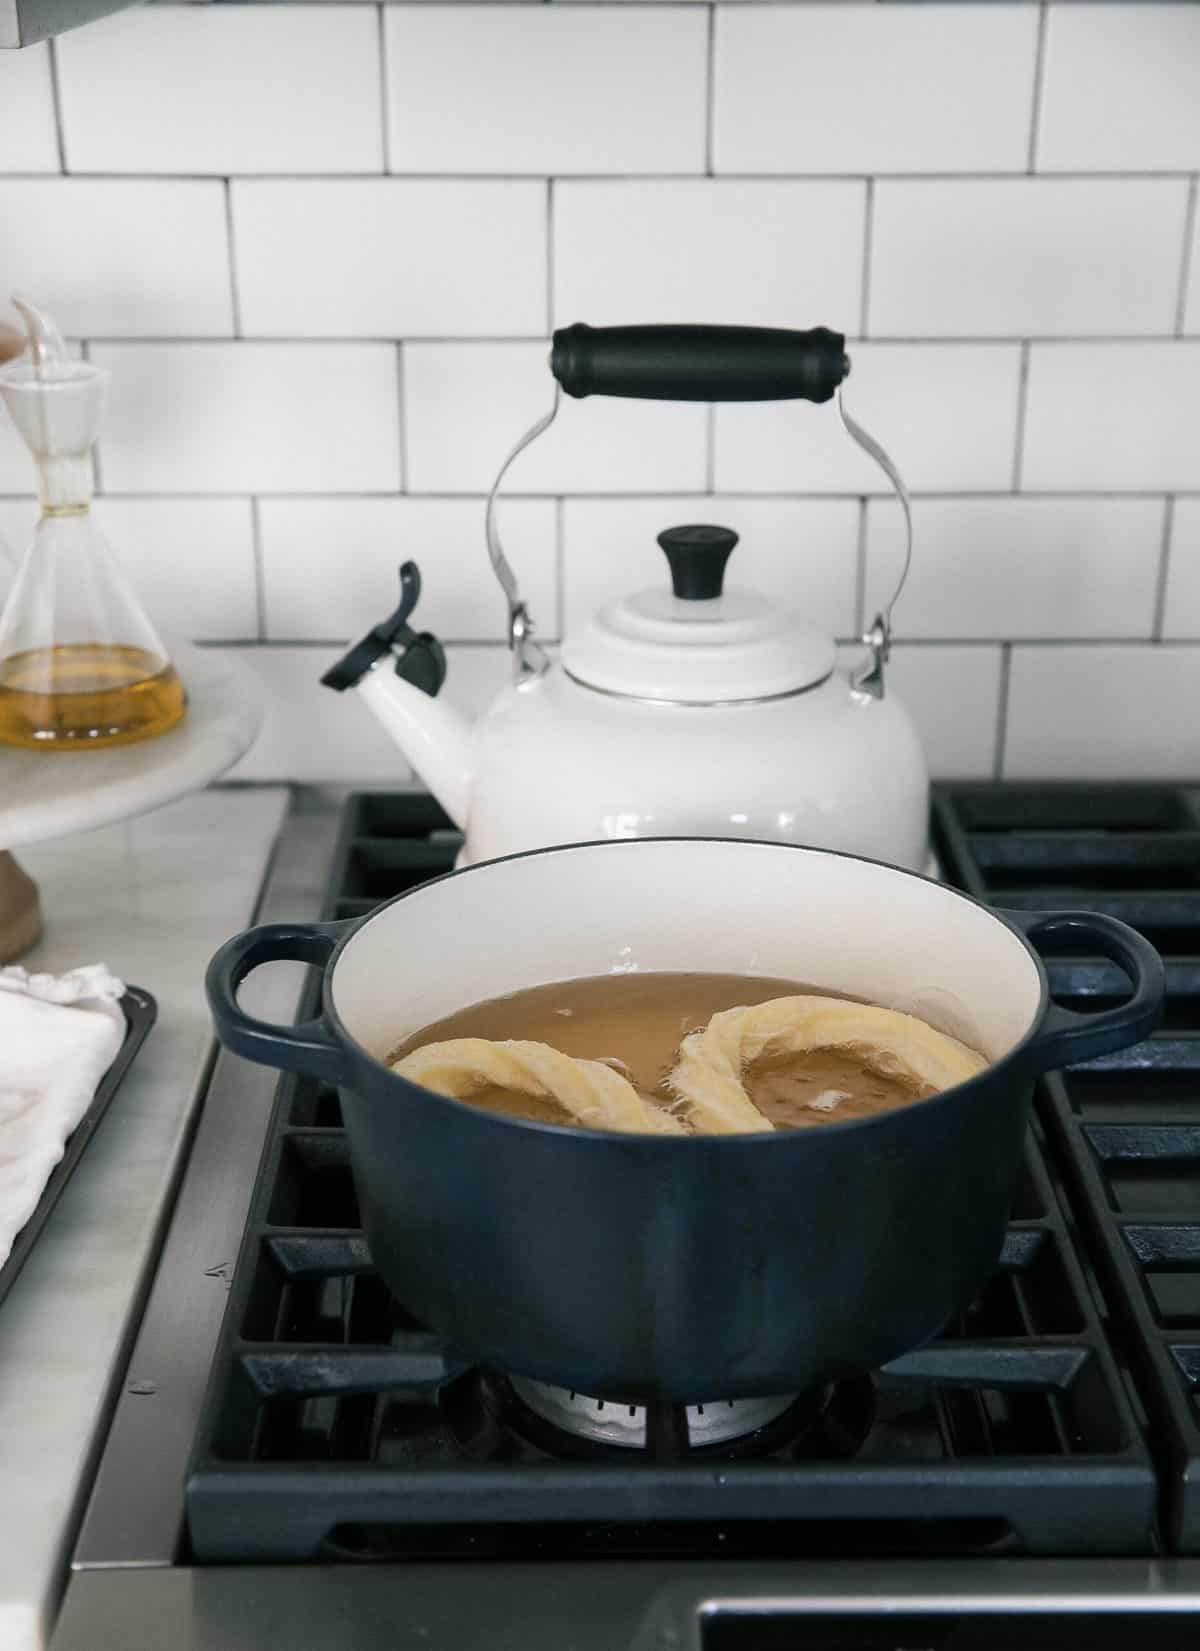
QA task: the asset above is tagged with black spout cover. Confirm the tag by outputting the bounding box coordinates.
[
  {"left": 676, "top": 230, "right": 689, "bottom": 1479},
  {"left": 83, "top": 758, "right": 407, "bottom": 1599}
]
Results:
[
  {"left": 321, "top": 561, "right": 446, "bottom": 697},
  {"left": 657, "top": 524, "right": 738, "bottom": 600}
]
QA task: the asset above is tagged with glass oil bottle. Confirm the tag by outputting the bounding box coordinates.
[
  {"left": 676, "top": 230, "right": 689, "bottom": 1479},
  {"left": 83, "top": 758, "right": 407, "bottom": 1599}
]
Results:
[{"left": 0, "top": 298, "right": 186, "bottom": 750}]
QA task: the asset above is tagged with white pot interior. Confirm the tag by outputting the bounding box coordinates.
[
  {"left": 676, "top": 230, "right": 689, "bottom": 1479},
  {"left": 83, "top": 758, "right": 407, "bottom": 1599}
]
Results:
[{"left": 331, "top": 840, "right": 1043, "bottom": 1070}]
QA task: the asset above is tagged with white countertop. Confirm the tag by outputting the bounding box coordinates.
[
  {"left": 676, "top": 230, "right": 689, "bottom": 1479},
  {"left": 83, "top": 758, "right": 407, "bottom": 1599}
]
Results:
[
  {"left": 0, "top": 643, "right": 262, "bottom": 854},
  {"left": 0, "top": 785, "right": 289, "bottom": 1651}
]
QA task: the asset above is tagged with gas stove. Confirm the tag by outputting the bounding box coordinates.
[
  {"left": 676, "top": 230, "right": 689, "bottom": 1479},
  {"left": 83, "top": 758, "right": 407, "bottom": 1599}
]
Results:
[
  {"left": 183, "top": 1041, "right": 1151, "bottom": 1563},
  {"left": 51, "top": 786, "right": 1200, "bottom": 1648}
]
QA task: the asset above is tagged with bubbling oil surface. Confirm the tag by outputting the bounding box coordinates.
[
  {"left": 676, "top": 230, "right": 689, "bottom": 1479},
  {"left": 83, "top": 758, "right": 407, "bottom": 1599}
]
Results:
[
  {"left": 0, "top": 644, "right": 187, "bottom": 749},
  {"left": 389, "top": 972, "right": 934, "bottom": 1132}
]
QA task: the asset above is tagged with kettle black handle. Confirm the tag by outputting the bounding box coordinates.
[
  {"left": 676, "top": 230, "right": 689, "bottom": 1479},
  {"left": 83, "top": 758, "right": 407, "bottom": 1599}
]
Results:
[
  {"left": 206, "top": 920, "right": 355, "bottom": 1086},
  {"left": 1002, "top": 909, "right": 1164, "bottom": 1074},
  {"left": 550, "top": 322, "right": 850, "bottom": 404}
]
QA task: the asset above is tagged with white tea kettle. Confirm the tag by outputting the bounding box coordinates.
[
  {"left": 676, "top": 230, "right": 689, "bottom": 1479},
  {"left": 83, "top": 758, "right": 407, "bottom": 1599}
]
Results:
[{"left": 324, "top": 323, "right": 929, "bottom": 871}]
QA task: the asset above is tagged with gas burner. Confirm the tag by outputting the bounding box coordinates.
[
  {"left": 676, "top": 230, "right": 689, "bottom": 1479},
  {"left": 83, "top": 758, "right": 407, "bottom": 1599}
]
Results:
[
  {"left": 494, "top": 1372, "right": 876, "bottom": 1463},
  {"left": 507, "top": 1376, "right": 801, "bottom": 1451}
]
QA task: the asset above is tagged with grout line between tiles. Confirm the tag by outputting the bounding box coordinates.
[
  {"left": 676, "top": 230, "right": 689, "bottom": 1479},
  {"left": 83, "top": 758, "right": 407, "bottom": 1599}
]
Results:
[
  {"left": 68, "top": 334, "right": 1200, "bottom": 350},
  {"left": 898, "top": 637, "right": 1198, "bottom": 650},
  {"left": 545, "top": 179, "right": 555, "bottom": 335},
  {"left": 73, "top": 336, "right": 552, "bottom": 348},
  {"left": 1026, "top": 2, "right": 1049, "bottom": 175},
  {"left": 250, "top": 497, "right": 267, "bottom": 642},
  {"left": 1174, "top": 177, "right": 1198, "bottom": 337},
  {"left": 377, "top": 3, "right": 391, "bottom": 174},
  {"left": 46, "top": 40, "right": 67, "bottom": 174},
  {"left": 223, "top": 180, "right": 243, "bottom": 339},
  {"left": 1011, "top": 342, "right": 1031, "bottom": 492},
  {"left": 992, "top": 643, "right": 1012, "bottom": 780},
  {"left": 1153, "top": 497, "right": 1175, "bottom": 642},
  {"left": 396, "top": 343, "right": 409, "bottom": 492},
  {"left": 704, "top": 3, "right": 716, "bottom": 178},
  {"left": 859, "top": 179, "right": 874, "bottom": 339},
  {"left": 201, "top": 635, "right": 1200, "bottom": 653},
  {"left": 44, "top": 488, "right": 1200, "bottom": 504},
  {"left": 11, "top": 168, "right": 1200, "bottom": 184}
]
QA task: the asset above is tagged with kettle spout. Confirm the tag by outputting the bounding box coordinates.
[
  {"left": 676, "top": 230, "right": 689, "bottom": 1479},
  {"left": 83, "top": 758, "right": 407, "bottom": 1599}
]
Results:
[
  {"left": 320, "top": 560, "right": 473, "bottom": 829},
  {"left": 358, "top": 667, "right": 473, "bottom": 830}
]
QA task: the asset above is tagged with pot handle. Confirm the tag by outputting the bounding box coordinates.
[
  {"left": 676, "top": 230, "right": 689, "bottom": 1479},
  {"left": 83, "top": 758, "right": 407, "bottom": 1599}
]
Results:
[
  {"left": 206, "top": 920, "right": 354, "bottom": 1085},
  {"left": 1001, "top": 908, "right": 1164, "bottom": 1074}
]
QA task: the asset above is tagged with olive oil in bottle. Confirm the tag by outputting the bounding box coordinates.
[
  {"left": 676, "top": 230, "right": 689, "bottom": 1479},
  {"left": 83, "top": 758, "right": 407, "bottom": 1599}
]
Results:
[
  {"left": 0, "top": 644, "right": 187, "bottom": 749},
  {"left": 0, "top": 297, "right": 187, "bottom": 751}
]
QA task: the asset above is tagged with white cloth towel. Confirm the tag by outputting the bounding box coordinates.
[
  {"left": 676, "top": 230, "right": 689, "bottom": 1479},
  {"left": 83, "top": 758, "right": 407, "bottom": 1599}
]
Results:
[{"left": 0, "top": 963, "right": 125, "bottom": 1268}]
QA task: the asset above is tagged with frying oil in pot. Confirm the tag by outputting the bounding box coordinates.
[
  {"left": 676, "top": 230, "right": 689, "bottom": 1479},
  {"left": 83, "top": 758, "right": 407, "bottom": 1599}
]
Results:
[{"left": 388, "top": 973, "right": 934, "bottom": 1131}]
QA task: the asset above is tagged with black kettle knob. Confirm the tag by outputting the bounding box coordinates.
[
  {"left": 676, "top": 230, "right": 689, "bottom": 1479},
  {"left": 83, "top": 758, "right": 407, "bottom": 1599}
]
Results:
[{"left": 657, "top": 525, "right": 738, "bottom": 601}]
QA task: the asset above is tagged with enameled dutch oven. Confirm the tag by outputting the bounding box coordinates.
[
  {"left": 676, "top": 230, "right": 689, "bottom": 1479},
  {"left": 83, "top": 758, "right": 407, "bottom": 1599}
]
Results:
[{"left": 207, "top": 838, "right": 1162, "bottom": 1401}]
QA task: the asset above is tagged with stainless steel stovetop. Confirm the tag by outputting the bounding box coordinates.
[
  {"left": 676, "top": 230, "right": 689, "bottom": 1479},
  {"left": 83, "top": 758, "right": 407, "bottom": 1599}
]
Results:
[{"left": 50, "top": 785, "right": 1200, "bottom": 1649}]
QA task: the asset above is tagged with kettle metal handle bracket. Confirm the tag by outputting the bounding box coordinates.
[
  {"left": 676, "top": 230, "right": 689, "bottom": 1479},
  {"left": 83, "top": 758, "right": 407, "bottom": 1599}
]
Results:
[
  {"left": 485, "top": 385, "right": 559, "bottom": 681},
  {"left": 837, "top": 388, "right": 913, "bottom": 703},
  {"left": 482, "top": 356, "right": 914, "bottom": 697}
]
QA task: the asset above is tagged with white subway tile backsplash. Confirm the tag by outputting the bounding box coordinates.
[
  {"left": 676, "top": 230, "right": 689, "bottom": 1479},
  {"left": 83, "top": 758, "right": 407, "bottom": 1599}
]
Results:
[
  {"left": 57, "top": 7, "right": 383, "bottom": 174},
  {"left": 223, "top": 645, "right": 417, "bottom": 784},
  {"left": 1022, "top": 343, "right": 1200, "bottom": 493},
  {"left": 1164, "top": 501, "right": 1200, "bottom": 642},
  {"left": 1038, "top": 6, "right": 1200, "bottom": 173},
  {"left": 92, "top": 344, "right": 401, "bottom": 494},
  {"left": 885, "top": 645, "right": 1003, "bottom": 781},
  {"left": 554, "top": 181, "right": 863, "bottom": 332},
  {"left": 0, "top": 0, "right": 1189, "bottom": 792},
  {"left": 403, "top": 342, "right": 707, "bottom": 494},
  {"left": 385, "top": 6, "right": 706, "bottom": 175},
  {"left": 871, "top": 180, "right": 1188, "bottom": 340},
  {"left": 866, "top": 498, "right": 1163, "bottom": 642},
  {"left": 714, "top": 6, "right": 1037, "bottom": 176},
  {"left": 0, "top": 181, "right": 232, "bottom": 338},
  {"left": 224, "top": 642, "right": 511, "bottom": 783},
  {"left": 232, "top": 181, "right": 545, "bottom": 339},
  {"left": 97, "top": 498, "right": 257, "bottom": 642},
  {"left": 0, "top": 43, "right": 58, "bottom": 172},
  {"left": 561, "top": 497, "right": 858, "bottom": 638},
  {"left": 715, "top": 345, "right": 1020, "bottom": 495},
  {"left": 0, "top": 496, "right": 256, "bottom": 640},
  {"left": 260, "top": 496, "right": 556, "bottom": 641},
  {"left": 1005, "top": 645, "right": 1200, "bottom": 780}
]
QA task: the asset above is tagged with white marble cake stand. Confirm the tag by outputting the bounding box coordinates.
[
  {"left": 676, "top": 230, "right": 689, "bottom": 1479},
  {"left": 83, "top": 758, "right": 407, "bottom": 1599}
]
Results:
[{"left": 0, "top": 642, "right": 262, "bottom": 958}]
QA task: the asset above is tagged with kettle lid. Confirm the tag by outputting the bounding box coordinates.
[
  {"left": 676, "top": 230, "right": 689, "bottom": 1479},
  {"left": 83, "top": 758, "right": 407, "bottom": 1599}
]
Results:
[{"left": 560, "top": 524, "right": 835, "bottom": 704}]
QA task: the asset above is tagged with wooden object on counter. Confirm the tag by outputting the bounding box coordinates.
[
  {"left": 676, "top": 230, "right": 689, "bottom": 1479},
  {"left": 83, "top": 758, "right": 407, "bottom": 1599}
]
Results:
[{"left": 0, "top": 851, "right": 42, "bottom": 961}]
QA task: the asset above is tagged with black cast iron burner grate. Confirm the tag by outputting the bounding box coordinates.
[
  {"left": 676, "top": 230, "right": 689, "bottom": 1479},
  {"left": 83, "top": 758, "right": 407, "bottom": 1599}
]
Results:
[
  {"left": 934, "top": 783, "right": 1200, "bottom": 1554},
  {"left": 186, "top": 793, "right": 1157, "bottom": 1564}
]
